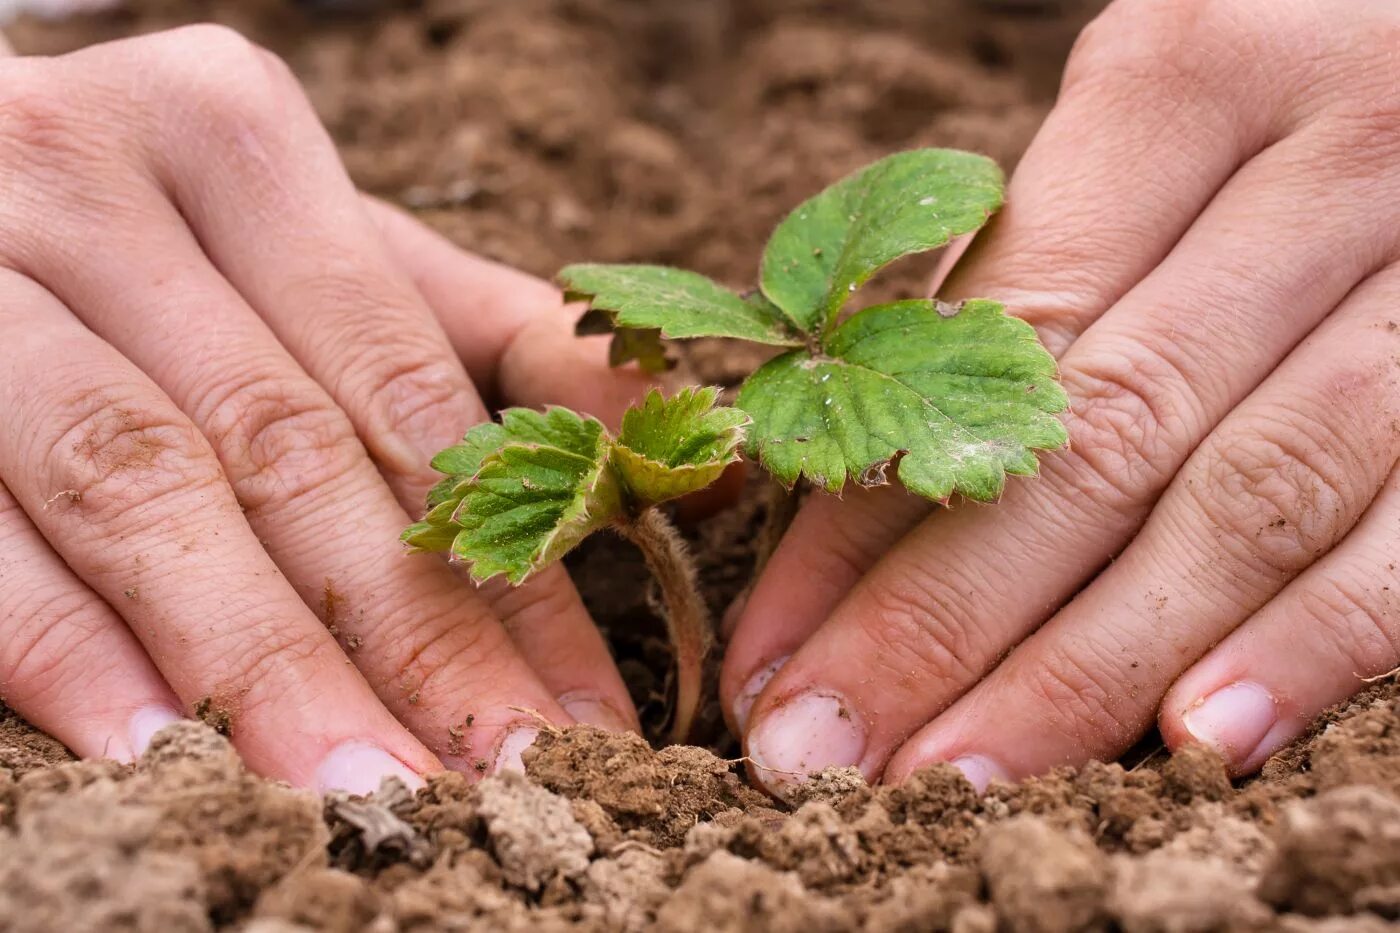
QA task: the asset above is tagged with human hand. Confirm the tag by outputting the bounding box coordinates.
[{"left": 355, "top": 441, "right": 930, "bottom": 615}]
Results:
[
  {"left": 0, "top": 26, "right": 652, "bottom": 793},
  {"left": 724, "top": 0, "right": 1400, "bottom": 794}
]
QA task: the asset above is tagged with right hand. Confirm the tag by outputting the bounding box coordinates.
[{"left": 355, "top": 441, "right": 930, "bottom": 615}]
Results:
[{"left": 0, "top": 26, "right": 652, "bottom": 793}]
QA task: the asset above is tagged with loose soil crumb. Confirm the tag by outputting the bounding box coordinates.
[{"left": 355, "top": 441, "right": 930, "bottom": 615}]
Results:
[{"left": 7, "top": 1, "right": 1400, "bottom": 931}]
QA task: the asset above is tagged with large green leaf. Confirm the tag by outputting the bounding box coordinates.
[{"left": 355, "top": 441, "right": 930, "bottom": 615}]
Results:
[
  {"left": 736, "top": 299, "right": 1068, "bottom": 502},
  {"left": 562, "top": 264, "right": 803, "bottom": 361},
  {"left": 759, "top": 149, "right": 1004, "bottom": 333},
  {"left": 611, "top": 386, "right": 749, "bottom": 503}
]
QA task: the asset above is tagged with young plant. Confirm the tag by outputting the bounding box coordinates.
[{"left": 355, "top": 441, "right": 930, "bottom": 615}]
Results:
[
  {"left": 562, "top": 148, "right": 1070, "bottom": 504},
  {"left": 402, "top": 387, "right": 748, "bottom": 743}
]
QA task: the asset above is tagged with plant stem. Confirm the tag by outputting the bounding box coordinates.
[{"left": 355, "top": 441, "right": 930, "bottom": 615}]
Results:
[
  {"left": 618, "top": 507, "right": 712, "bottom": 745},
  {"left": 752, "top": 477, "right": 802, "bottom": 577}
]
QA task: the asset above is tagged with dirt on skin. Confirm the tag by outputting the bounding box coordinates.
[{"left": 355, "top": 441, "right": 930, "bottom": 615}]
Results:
[{"left": 8, "top": 0, "right": 1400, "bottom": 930}]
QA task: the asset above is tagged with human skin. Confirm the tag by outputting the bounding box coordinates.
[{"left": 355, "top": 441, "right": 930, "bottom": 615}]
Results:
[
  {"left": 0, "top": 25, "right": 654, "bottom": 794},
  {"left": 725, "top": 0, "right": 1400, "bottom": 795}
]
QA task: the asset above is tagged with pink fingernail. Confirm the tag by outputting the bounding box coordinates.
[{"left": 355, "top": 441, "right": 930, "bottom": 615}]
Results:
[
  {"left": 493, "top": 726, "right": 540, "bottom": 774},
  {"left": 1182, "top": 681, "right": 1278, "bottom": 765},
  {"left": 733, "top": 655, "right": 790, "bottom": 733},
  {"left": 316, "top": 741, "right": 424, "bottom": 796},
  {"left": 951, "top": 754, "right": 1011, "bottom": 793},
  {"left": 559, "top": 693, "right": 634, "bottom": 733},
  {"left": 746, "top": 691, "right": 865, "bottom": 797},
  {"left": 127, "top": 705, "right": 184, "bottom": 760}
]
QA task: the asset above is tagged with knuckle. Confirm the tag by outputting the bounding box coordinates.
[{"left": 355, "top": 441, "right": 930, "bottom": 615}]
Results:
[
  {"left": 853, "top": 569, "right": 985, "bottom": 690},
  {"left": 1022, "top": 647, "right": 1139, "bottom": 751},
  {"left": 216, "top": 619, "right": 333, "bottom": 713},
  {"left": 489, "top": 576, "right": 578, "bottom": 636},
  {"left": 203, "top": 375, "right": 365, "bottom": 515},
  {"left": 1054, "top": 339, "right": 1195, "bottom": 509},
  {"left": 45, "top": 393, "right": 221, "bottom": 529},
  {"left": 1186, "top": 416, "right": 1355, "bottom": 577},
  {"left": 1297, "top": 579, "right": 1400, "bottom": 676},
  {"left": 354, "top": 349, "right": 479, "bottom": 460},
  {"left": 1066, "top": 0, "right": 1235, "bottom": 100},
  {"left": 146, "top": 25, "right": 288, "bottom": 135},
  {"left": 382, "top": 609, "right": 509, "bottom": 708},
  {"left": 0, "top": 592, "right": 110, "bottom": 706}
]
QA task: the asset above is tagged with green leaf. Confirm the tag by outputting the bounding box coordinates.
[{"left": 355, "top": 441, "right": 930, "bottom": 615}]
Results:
[
  {"left": 759, "top": 149, "right": 1004, "bottom": 333},
  {"left": 736, "top": 299, "right": 1068, "bottom": 502},
  {"left": 403, "top": 394, "right": 749, "bottom": 583},
  {"left": 562, "top": 264, "right": 803, "bottom": 350},
  {"left": 611, "top": 386, "right": 749, "bottom": 503},
  {"left": 401, "top": 408, "right": 623, "bottom": 584},
  {"left": 452, "top": 427, "right": 623, "bottom": 584}
]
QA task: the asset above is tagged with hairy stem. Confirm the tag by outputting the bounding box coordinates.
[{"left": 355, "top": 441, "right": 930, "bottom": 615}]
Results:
[
  {"left": 618, "top": 507, "right": 712, "bottom": 744},
  {"left": 752, "top": 478, "right": 803, "bottom": 577}
]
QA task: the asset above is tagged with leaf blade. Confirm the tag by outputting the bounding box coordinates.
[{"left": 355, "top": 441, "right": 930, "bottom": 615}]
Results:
[
  {"left": 562, "top": 263, "right": 803, "bottom": 347},
  {"left": 759, "top": 149, "right": 1004, "bottom": 333},
  {"left": 736, "top": 299, "right": 1067, "bottom": 502},
  {"left": 402, "top": 407, "right": 624, "bottom": 584},
  {"left": 612, "top": 386, "right": 749, "bottom": 503}
]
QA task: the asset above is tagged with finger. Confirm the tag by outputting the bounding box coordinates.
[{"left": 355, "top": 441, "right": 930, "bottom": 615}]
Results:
[
  {"left": 723, "top": 1, "right": 1274, "bottom": 732},
  {"left": 129, "top": 32, "right": 484, "bottom": 511},
  {"left": 363, "top": 196, "right": 656, "bottom": 425},
  {"left": 0, "top": 270, "right": 439, "bottom": 792},
  {"left": 0, "top": 478, "right": 185, "bottom": 762},
  {"left": 480, "top": 566, "right": 641, "bottom": 733},
  {"left": 1160, "top": 468, "right": 1400, "bottom": 775},
  {"left": 719, "top": 484, "right": 927, "bottom": 734},
  {"left": 885, "top": 264, "right": 1400, "bottom": 785},
  {"left": 741, "top": 114, "right": 1400, "bottom": 793}
]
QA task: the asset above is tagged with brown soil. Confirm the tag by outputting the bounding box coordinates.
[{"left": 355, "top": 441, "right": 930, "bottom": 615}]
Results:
[{"left": 8, "top": 1, "right": 1400, "bottom": 930}]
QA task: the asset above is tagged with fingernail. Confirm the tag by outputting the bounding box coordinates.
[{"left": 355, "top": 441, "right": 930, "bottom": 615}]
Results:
[
  {"left": 493, "top": 726, "right": 540, "bottom": 774},
  {"left": 127, "top": 706, "right": 184, "bottom": 760},
  {"left": 733, "top": 655, "right": 790, "bottom": 733},
  {"left": 1182, "top": 681, "right": 1278, "bottom": 765},
  {"left": 559, "top": 692, "right": 635, "bottom": 733},
  {"left": 746, "top": 691, "right": 865, "bottom": 796},
  {"left": 316, "top": 741, "right": 425, "bottom": 796},
  {"left": 950, "top": 754, "right": 1011, "bottom": 793}
]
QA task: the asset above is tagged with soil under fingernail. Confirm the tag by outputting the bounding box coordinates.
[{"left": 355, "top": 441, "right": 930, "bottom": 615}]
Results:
[
  {"left": 746, "top": 692, "right": 866, "bottom": 795},
  {"left": 732, "top": 654, "right": 790, "bottom": 734}
]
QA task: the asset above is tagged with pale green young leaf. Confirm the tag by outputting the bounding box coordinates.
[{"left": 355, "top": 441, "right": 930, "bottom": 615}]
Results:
[
  {"left": 736, "top": 299, "right": 1068, "bottom": 502},
  {"left": 562, "top": 264, "right": 804, "bottom": 351},
  {"left": 759, "top": 149, "right": 1004, "bottom": 333},
  {"left": 611, "top": 386, "right": 749, "bottom": 504}
]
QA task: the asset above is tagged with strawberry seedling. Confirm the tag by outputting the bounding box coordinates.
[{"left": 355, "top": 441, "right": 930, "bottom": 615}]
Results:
[
  {"left": 403, "top": 387, "right": 747, "bottom": 743},
  {"left": 562, "top": 148, "right": 1070, "bottom": 503}
]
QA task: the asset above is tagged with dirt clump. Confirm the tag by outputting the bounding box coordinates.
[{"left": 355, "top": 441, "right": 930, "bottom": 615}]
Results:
[
  {"left": 524, "top": 725, "right": 770, "bottom": 847},
  {"left": 1258, "top": 786, "right": 1400, "bottom": 919},
  {"left": 978, "top": 815, "right": 1108, "bottom": 933}
]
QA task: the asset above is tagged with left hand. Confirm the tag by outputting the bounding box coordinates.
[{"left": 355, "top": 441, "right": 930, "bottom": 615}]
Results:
[{"left": 723, "top": 0, "right": 1400, "bottom": 795}]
